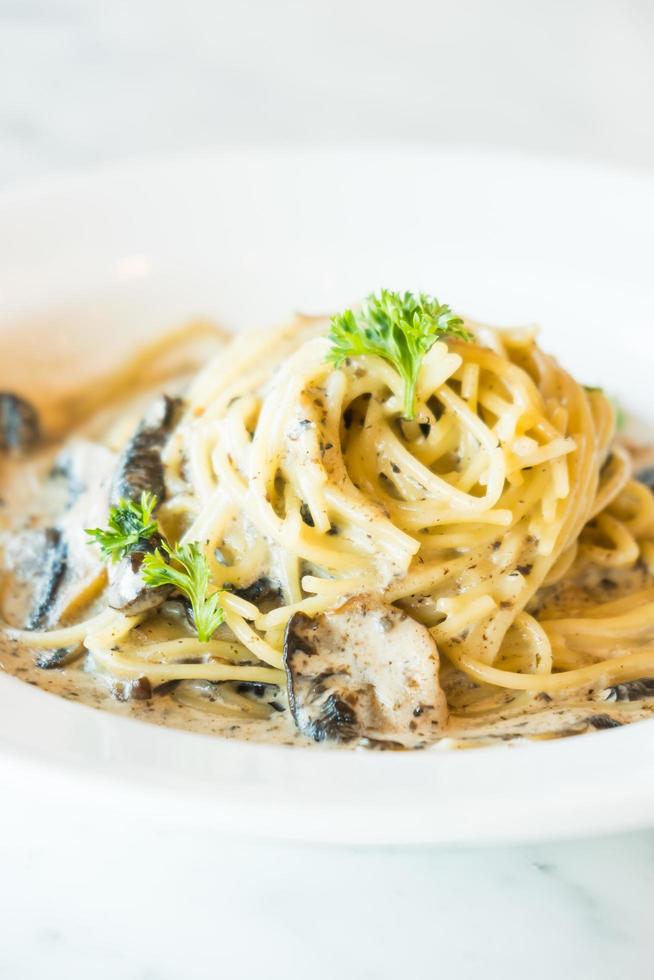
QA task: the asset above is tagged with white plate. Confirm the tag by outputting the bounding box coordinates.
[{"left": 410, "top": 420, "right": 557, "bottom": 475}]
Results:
[{"left": 1, "top": 147, "right": 653, "bottom": 845}]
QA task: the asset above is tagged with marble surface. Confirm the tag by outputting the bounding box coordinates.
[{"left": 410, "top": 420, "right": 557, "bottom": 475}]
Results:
[
  {"left": 3, "top": 789, "right": 654, "bottom": 980},
  {"left": 1, "top": 0, "right": 654, "bottom": 190},
  {"left": 2, "top": 1, "right": 654, "bottom": 977}
]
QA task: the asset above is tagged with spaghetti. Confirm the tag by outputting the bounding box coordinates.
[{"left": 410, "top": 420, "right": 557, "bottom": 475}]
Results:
[{"left": 3, "top": 297, "right": 654, "bottom": 747}]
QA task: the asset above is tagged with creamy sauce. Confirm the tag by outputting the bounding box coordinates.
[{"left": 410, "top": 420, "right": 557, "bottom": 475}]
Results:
[
  {"left": 0, "top": 446, "right": 317, "bottom": 747},
  {"left": 0, "top": 633, "right": 313, "bottom": 746},
  {"left": 4, "top": 617, "right": 653, "bottom": 749},
  {"left": 2, "top": 339, "right": 654, "bottom": 749}
]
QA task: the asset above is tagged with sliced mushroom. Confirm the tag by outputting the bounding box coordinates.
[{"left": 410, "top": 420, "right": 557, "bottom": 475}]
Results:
[
  {"left": 35, "top": 644, "right": 85, "bottom": 670},
  {"left": 110, "top": 676, "right": 153, "bottom": 701},
  {"left": 25, "top": 528, "right": 68, "bottom": 630},
  {"left": 173, "top": 679, "right": 279, "bottom": 719},
  {"left": 233, "top": 576, "right": 281, "bottom": 608},
  {"left": 284, "top": 595, "right": 448, "bottom": 746},
  {"left": 586, "top": 714, "right": 623, "bottom": 730},
  {"left": 0, "top": 393, "right": 40, "bottom": 452},
  {"left": 111, "top": 394, "right": 181, "bottom": 505},
  {"left": 106, "top": 548, "right": 173, "bottom": 615},
  {"left": 4, "top": 440, "right": 116, "bottom": 630},
  {"left": 604, "top": 678, "right": 654, "bottom": 702},
  {"left": 48, "top": 440, "right": 116, "bottom": 623}
]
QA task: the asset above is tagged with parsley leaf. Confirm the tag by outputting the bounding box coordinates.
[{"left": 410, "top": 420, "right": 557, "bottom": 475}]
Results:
[
  {"left": 327, "top": 289, "right": 472, "bottom": 419},
  {"left": 141, "top": 541, "right": 224, "bottom": 642},
  {"left": 86, "top": 491, "right": 159, "bottom": 563}
]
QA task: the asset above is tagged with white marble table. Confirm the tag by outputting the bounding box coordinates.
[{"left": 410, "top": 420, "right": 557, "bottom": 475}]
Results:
[
  {"left": 1, "top": 0, "right": 654, "bottom": 188},
  {"left": 2, "top": 787, "right": 653, "bottom": 980},
  {"left": 2, "top": 0, "right": 654, "bottom": 976}
]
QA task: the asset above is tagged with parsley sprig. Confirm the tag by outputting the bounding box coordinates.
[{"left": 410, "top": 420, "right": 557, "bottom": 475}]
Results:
[
  {"left": 87, "top": 494, "right": 225, "bottom": 643},
  {"left": 142, "top": 542, "right": 224, "bottom": 643},
  {"left": 86, "top": 491, "right": 158, "bottom": 563},
  {"left": 327, "top": 290, "right": 472, "bottom": 419}
]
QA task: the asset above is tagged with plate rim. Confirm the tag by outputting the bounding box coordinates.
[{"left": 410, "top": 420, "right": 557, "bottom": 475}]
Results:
[{"left": 2, "top": 144, "right": 654, "bottom": 845}]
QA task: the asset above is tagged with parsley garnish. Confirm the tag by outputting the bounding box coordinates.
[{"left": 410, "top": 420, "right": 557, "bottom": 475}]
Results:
[
  {"left": 327, "top": 290, "right": 472, "bottom": 419},
  {"left": 86, "top": 491, "right": 158, "bottom": 563},
  {"left": 142, "top": 542, "right": 224, "bottom": 642},
  {"left": 87, "top": 493, "right": 225, "bottom": 641}
]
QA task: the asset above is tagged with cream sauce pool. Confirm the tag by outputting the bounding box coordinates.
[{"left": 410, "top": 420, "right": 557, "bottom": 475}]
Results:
[{"left": 2, "top": 409, "right": 654, "bottom": 750}]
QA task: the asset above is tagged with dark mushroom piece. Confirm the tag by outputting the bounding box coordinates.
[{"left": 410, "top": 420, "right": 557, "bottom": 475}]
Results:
[
  {"left": 111, "top": 394, "right": 181, "bottom": 505},
  {"left": 284, "top": 595, "right": 448, "bottom": 746},
  {"left": 105, "top": 394, "right": 182, "bottom": 614},
  {"left": 25, "top": 528, "right": 68, "bottom": 630},
  {"left": 233, "top": 576, "right": 282, "bottom": 611},
  {"left": 173, "top": 679, "right": 279, "bottom": 719},
  {"left": 0, "top": 393, "right": 40, "bottom": 452},
  {"left": 110, "top": 676, "right": 153, "bottom": 701},
  {"left": 586, "top": 714, "right": 623, "bottom": 730},
  {"left": 35, "top": 644, "right": 85, "bottom": 670},
  {"left": 604, "top": 678, "right": 654, "bottom": 702},
  {"left": 7, "top": 441, "right": 116, "bottom": 633},
  {"left": 106, "top": 545, "right": 174, "bottom": 615}
]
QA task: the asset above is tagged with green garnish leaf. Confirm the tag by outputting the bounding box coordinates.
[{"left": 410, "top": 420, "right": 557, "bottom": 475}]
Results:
[
  {"left": 141, "top": 541, "right": 224, "bottom": 643},
  {"left": 327, "top": 289, "right": 472, "bottom": 419},
  {"left": 86, "top": 491, "right": 159, "bottom": 562}
]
